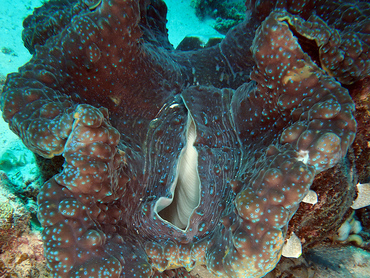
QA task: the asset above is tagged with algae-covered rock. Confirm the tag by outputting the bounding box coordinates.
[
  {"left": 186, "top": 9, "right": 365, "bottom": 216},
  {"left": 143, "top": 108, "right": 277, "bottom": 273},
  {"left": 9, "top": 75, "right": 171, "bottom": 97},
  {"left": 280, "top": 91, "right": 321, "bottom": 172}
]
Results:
[
  {"left": 0, "top": 187, "right": 30, "bottom": 250},
  {"left": 0, "top": 232, "right": 52, "bottom": 277}
]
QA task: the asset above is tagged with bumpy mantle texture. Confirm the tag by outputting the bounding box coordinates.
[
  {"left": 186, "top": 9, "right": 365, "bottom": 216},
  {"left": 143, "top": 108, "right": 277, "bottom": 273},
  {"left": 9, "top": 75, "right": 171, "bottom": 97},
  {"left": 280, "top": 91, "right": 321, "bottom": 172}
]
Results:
[{"left": 1, "top": 0, "right": 369, "bottom": 277}]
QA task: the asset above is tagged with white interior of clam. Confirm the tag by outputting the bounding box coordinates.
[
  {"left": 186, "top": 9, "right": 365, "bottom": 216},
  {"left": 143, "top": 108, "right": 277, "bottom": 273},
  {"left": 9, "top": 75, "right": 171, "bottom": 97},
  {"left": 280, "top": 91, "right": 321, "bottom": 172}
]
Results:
[{"left": 155, "top": 113, "right": 201, "bottom": 231}]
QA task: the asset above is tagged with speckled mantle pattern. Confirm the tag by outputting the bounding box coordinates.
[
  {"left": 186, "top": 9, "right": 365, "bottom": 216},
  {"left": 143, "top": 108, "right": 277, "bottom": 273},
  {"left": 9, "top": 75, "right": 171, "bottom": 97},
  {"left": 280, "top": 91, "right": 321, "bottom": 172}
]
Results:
[{"left": 1, "top": 0, "right": 368, "bottom": 277}]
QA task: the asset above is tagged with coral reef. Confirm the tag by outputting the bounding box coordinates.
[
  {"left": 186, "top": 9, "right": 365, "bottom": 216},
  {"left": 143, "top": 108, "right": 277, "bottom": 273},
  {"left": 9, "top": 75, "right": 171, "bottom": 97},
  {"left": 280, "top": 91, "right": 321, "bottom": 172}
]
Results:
[
  {"left": 284, "top": 74, "right": 370, "bottom": 253},
  {"left": 191, "top": 0, "right": 246, "bottom": 33},
  {"left": 0, "top": 0, "right": 369, "bottom": 277},
  {"left": 266, "top": 245, "right": 370, "bottom": 278},
  {"left": 286, "top": 156, "right": 357, "bottom": 249}
]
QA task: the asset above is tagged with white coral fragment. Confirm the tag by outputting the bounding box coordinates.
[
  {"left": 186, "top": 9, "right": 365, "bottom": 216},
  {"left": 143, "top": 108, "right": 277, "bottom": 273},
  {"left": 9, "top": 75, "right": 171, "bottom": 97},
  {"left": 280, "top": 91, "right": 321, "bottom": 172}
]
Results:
[
  {"left": 351, "top": 183, "right": 370, "bottom": 210},
  {"left": 335, "top": 218, "right": 353, "bottom": 241},
  {"left": 282, "top": 232, "right": 302, "bottom": 258},
  {"left": 302, "top": 189, "right": 318, "bottom": 204},
  {"left": 297, "top": 149, "right": 309, "bottom": 164},
  {"left": 334, "top": 214, "right": 362, "bottom": 242}
]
